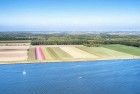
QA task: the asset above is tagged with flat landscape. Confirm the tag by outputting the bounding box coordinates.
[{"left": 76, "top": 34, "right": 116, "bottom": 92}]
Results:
[
  {"left": 27, "top": 45, "right": 140, "bottom": 62},
  {"left": 0, "top": 44, "right": 140, "bottom": 64}
]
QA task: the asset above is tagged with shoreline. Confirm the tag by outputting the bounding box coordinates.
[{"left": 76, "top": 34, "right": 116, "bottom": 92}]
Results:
[{"left": 0, "top": 58, "right": 140, "bottom": 65}]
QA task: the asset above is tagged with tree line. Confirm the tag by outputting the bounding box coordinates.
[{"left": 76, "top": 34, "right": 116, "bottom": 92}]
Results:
[{"left": 0, "top": 32, "right": 140, "bottom": 47}]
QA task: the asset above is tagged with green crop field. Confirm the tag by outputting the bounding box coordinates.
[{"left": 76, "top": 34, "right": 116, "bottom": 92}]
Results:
[
  {"left": 28, "top": 47, "right": 36, "bottom": 61},
  {"left": 77, "top": 46, "right": 113, "bottom": 57},
  {"left": 77, "top": 46, "right": 133, "bottom": 58},
  {"left": 46, "top": 47, "right": 61, "bottom": 60},
  {"left": 103, "top": 44, "right": 140, "bottom": 56},
  {"left": 52, "top": 47, "right": 73, "bottom": 59},
  {"left": 41, "top": 47, "right": 53, "bottom": 60}
]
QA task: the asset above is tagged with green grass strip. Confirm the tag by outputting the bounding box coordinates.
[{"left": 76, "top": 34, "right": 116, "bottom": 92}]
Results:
[{"left": 103, "top": 44, "right": 140, "bottom": 56}]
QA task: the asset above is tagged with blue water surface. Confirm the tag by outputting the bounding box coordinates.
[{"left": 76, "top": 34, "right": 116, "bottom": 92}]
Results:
[{"left": 0, "top": 59, "right": 140, "bottom": 94}]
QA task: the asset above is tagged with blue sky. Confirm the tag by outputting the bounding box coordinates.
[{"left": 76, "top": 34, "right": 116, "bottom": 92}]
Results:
[{"left": 0, "top": 0, "right": 140, "bottom": 32}]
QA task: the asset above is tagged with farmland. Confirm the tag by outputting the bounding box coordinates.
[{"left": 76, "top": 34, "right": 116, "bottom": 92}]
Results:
[
  {"left": 0, "top": 46, "right": 29, "bottom": 63},
  {"left": 0, "top": 43, "right": 140, "bottom": 64},
  {"left": 77, "top": 46, "right": 136, "bottom": 60},
  {"left": 103, "top": 44, "right": 140, "bottom": 56},
  {"left": 27, "top": 45, "right": 140, "bottom": 63}
]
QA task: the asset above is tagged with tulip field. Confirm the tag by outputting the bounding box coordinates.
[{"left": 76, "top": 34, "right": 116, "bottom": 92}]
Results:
[
  {"left": 0, "top": 44, "right": 140, "bottom": 63},
  {"left": 27, "top": 45, "right": 140, "bottom": 62},
  {"left": 35, "top": 47, "right": 45, "bottom": 60}
]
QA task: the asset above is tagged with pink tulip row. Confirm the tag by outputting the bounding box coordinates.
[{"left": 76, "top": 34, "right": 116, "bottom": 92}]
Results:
[{"left": 35, "top": 47, "right": 45, "bottom": 60}]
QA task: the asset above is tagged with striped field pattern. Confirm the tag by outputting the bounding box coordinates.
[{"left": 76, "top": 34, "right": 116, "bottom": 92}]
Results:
[{"left": 28, "top": 45, "right": 140, "bottom": 62}]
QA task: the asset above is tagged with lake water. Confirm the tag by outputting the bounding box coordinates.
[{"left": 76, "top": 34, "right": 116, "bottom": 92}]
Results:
[{"left": 0, "top": 59, "right": 140, "bottom": 94}]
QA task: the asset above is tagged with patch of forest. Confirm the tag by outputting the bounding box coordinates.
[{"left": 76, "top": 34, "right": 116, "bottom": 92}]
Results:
[{"left": 0, "top": 32, "right": 140, "bottom": 47}]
